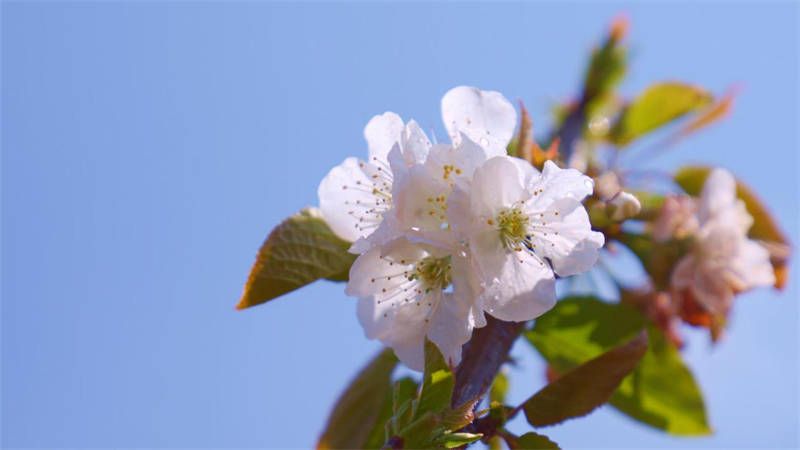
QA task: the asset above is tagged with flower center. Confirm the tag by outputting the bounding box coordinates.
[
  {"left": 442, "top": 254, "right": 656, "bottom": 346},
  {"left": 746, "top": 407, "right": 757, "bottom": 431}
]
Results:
[
  {"left": 495, "top": 207, "right": 530, "bottom": 251},
  {"left": 412, "top": 256, "right": 452, "bottom": 293}
]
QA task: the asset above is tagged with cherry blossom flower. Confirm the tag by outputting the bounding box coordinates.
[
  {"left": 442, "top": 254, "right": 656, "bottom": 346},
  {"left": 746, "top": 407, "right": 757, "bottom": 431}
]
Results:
[
  {"left": 347, "top": 86, "right": 519, "bottom": 368},
  {"left": 319, "top": 86, "right": 517, "bottom": 253},
  {"left": 671, "top": 169, "right": 774, "bottom": 325},
  {"left": 346, "top": 238, "right": 484, "bottom": 370},
  {"left": 317, "top": 112, "right": 432, "bottom": 252},
  {"left": 448, "top": 157, "right": 605, "bottom": 322},
  {"left": 341, "top": 86, "right": 606, "bottom": 370}
]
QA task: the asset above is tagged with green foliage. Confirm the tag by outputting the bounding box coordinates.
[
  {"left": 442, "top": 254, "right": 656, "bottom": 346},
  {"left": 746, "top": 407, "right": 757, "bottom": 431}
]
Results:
[
  {"left": 238, "top": 208, "right": 356, "bottom": 309},
  {"left": 416, "top": 340, "right": 455, "bottom": 416},
  {"left": 437, "top": 432, "right": 484, "bottom": 448},
  {"left": 383, "top": 341, "right": 485, "bottom": 449},
  {"left": 610, "top": 82, "right": 712, "bottom": 146},
  {"left": 522, "top": 331, "right": 648, "bottom": 427},
  {"left": 517, "top": 432, "right": 562, "bottom": 449},
  {"left": 388, "top": 377, "right": 419, "bottom": 438},
  {"left": 526, "top": 297, "right": 711, "bottom": 435},
  {"left": 583, "top": 26, "right": 627, "bottom": 106},
  {"left": 490, "top": 371, "right": 510, "bottom": 404},
  {"left": 317, "top": 349, "right": 397, "bottom": 450}
]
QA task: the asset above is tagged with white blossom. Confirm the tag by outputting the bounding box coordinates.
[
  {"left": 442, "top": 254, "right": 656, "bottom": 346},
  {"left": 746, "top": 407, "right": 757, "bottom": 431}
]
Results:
[
  {"left": 346, "top": 86, "right": 517, "bottom": 369},
  {"left": 331, "top": 86, "right": 606, "bottom": 371},
  {"left": 671, "top": 169, "right": 774, "bottom": 316},
  {"left": 318, "top": 112, "right": 432, "bottom": 252},
  {"left": 448, "top": 157, "right": 604, "bottom": 322},
  {"left": 347, "top": 238, "right": 484, "bottom": 370}
]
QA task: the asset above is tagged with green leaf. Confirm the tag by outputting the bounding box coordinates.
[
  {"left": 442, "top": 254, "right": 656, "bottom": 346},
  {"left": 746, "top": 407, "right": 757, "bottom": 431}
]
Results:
[
  {"left": 415, "top": 340, "right": 455, "bottom": 418},
  {"left": 526, "top": 297, "right": 711, "bottom": 435},
  {"left": 440, "top": 397, "right": 478, "bottom": 432},
  {"left": 583, "top": 27, "right": 627, "bottom": 103},
  {"left": 317, "top": 349, "right": 397, "bottom": 450},
  {"left": 363, "top": 387, "right": 395, "bottom": 449},
  {"left": 611, "top": 82, "right": 712, "bottom": 146},
  {"left": 388, "top": 377, "right": 419, "bottom": 436},
  {"left": 517, "top": 431, "right": 561, "bottom": 449},
  {"left": 613, "top": 325, "right": 710, "bottom": 435},
  {"left": 522, "top": 331, "right": 648, "bottom": 427},
  {"left": 396, "top": 411, "right": 442, "bottom": 449},
  {"left": 674, "top": 165, "right": 790, "bottom": 289},
  {"left": 238, "top": 208, "right": 356, "bottom": 309},
  {"left": 391, "top": 341, "right": 471, "bottom": 449},
  {"left": 490, "top": 371, "right": 510, "bottom": 404},
  {"left": 437, "top": 432, "right": 484, "bottom": 448}
]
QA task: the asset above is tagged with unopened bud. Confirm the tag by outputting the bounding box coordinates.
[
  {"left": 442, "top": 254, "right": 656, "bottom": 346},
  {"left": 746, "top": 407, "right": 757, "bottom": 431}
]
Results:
[
  {"left": 607, "top": 191, "right": 641, "bottom": 221},
  {"left": 610, "top": 14, "right": 629, "bottom": 42}
]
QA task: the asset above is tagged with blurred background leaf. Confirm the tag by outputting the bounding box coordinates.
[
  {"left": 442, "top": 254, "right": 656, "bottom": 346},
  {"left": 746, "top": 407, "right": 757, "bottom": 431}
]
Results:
[
  {"left": 526, "top": 297, "right": 711, "bottom": 435},
  {"left": 516, "top": 431, "right": 562, "bottom": 449},
  {"left": 317, "top": 349, "right": 397, "bottom": 450},
  {"left": 610, "top": 82, "right": 712, "bottom": 146}
]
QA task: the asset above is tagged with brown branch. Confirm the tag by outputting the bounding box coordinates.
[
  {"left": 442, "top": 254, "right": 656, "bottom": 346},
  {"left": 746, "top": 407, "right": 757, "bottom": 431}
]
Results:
[{"left": 451, "top": 316, "right": 525, "bottom": 408}]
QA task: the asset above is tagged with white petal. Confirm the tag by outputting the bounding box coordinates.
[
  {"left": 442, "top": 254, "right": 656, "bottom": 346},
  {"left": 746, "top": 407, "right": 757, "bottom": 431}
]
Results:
[
  {"left": 357, "top": 296, "right": 428, "bottom": 371},
  {"left": 690, "top": 265, "right": 734, "bottom": 316},
  {"left": 699, "top": 169, "right": 736, "bottom": 218},
  {"left": 351, "top": 242, "right": 439, "bottom": 372},
  {"left": 731, "top": 239, "right": 775, "bottom": 288},
  {"left": 471, "top": 229, "right": 557, "bottom": 322},
  {"left": 427, "top": 292, "right": 473, "bottom": 367},
  {"left": 345, "top": 243, "right": 422, "bottom": 300},
  {"left": 364, "top": 112, "right": 404, "bottom": 161},
  {"left": 470, "top": 156, "right": 528, "bottom": 219},
  {"left": 389, "top": 330, "right": 426, "bottom": 372},
  {"left": 349, "top": 209, "right": 401, "bottom": 254},
  {"left": 393, "top": 164, "right": 451, "bottom": 235},
  {"left": 424, "top": 138, "right": 487, "bottom": 188},
  {"left": 400, "top": 120, "right": 432, "bottom": 165},
  {"left": 671, "top": 255, "right": 696, "bottom": 290},
  {"left": 528, "top": 160, "right": 595, "bottom": 210},
  {"left": 318, "top": 157, "right": 390, "bottom": 242},
  {"left": 530, "top": 197, "right": 605, "bottom": 277},
  {"left": 698, "top": 168, "right": 753, "bottom": 233},
  {"left": 453, "top": 253, "right": 488, "bottom": 329},
  {"left": 441, "top": 86, "right": 517, "bottom": 157},
  {"left": 509, "top": 156, "right": 541, "bottom": 188},
  {"left": 445, "top": 186, "right": 472, "bottom": 237}
]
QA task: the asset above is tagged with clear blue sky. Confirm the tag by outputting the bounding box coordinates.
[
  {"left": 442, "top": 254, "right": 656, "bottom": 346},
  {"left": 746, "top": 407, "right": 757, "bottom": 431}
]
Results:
[{"left": 2, "top": 2, "right": 798, "bottom": 448}]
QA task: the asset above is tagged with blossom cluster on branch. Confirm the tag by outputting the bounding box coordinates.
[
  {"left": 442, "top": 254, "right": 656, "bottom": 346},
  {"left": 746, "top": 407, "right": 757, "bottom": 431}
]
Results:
[
  {"left": 319, "top": 86, "right": 603, "bottom": 370},
  {"left": 237, "top": 17, "right": 790, "bottom": 449}
]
